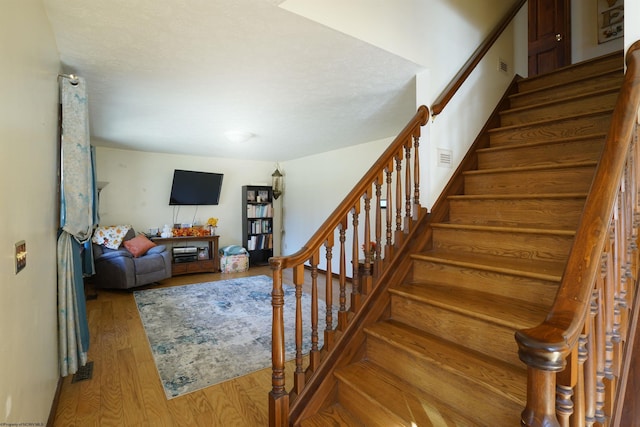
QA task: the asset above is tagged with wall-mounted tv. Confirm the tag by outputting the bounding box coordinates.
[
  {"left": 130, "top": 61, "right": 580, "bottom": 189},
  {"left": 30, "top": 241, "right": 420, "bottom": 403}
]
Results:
[{"left": 169, "top": 169, "right": 224, "bottom": 205}]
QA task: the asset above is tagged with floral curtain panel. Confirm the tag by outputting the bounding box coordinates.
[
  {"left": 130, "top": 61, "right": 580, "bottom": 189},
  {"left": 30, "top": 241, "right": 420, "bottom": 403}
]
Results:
[{"left": 57, "top": 76, "right": 96, "bottom": 376}]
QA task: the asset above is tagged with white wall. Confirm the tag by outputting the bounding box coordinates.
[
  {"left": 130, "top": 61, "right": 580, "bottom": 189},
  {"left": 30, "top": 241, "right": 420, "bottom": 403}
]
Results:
[
  {"left": 625, "top": 0, "right": 639, "bottom": 56},
  {"left": 94, "top": 147, "right": 278, "bottom": 251},
  {"left": 0, "top": 1, "right": 61, "bottom": 424},
  {"left": 571, "top": 0, "right": 624, "bottom": 63},
  {"left": 281, "top": 137, "right": 390, "bottom": 260}
]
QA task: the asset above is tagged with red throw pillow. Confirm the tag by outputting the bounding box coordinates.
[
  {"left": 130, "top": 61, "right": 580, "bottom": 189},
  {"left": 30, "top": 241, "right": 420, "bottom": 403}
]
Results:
[{"left": 124, "top": 234, "right": 156, "bottom": 257}]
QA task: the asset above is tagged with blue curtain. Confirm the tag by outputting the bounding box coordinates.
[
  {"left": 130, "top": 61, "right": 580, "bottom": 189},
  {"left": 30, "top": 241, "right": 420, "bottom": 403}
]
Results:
[{"left": 57, "top": 76, "right": 96, "bottom": 376}]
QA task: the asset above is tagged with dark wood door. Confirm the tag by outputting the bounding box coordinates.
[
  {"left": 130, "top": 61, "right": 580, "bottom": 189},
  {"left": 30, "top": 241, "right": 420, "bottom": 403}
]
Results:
[{"left": 528, "top": 0, "right": 571, "bottom": 76}]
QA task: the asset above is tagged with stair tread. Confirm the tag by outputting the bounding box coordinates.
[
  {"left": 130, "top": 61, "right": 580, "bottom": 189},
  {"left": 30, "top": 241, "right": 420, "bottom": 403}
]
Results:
[
  {"left": 412, "top": 250, "right": 564, "bottom": 282},
  {"left": 477, "top": 134, "right": 606, "bottom": 154},
  {"left": 516, "top": 51, "right": 623, "bottom": 91},
  {"left": 335, "top": 360, "right": 481, "bottom": 426},
  {"left": 448, "top": 192, "right": 588, "bottom": 200},
  {"left": 432, "top": 221, "right": 575, "bottom": 236},
  {"left": 464, "top": 160, "right": 597, "bottom": 176},
  {"left": 510, "top": 68, "right": 623, "bottom": 101},
  {"left": 488, "top": 108, "right": 613, "bottom": 134},
  {"left": 389, "top": 282, "right": 550, "bottom": 330},
  {"left": 365, "top": 320, "right": 528, "bottom": 404},
  {"left": 501, "top": 86, "right": 620, "bottom": 117}
]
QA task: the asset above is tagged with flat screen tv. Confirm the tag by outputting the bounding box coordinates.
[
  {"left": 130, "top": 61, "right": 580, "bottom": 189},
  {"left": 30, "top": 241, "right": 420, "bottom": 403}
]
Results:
[{"left": 169, "top": 169, "right": 223, "bottom": 205}]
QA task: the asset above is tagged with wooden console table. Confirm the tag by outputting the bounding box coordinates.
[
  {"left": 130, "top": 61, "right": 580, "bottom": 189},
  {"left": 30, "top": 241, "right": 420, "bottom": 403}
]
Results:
[{"left": 152, "top": 235, "right": 220, "bottom": 276}]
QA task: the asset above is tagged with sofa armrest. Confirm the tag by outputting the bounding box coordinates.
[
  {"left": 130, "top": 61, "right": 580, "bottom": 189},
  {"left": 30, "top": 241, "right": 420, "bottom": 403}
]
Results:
[
  {"left": 146, "top": 245, "right": 167, "bottom": 255},
  {"left": 95, "top": 248, "right": 133, "bottom": 262}
]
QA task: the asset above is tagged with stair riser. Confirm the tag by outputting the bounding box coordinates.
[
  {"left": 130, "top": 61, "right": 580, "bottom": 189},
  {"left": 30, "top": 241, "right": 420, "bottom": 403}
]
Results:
[
  {"left": 432, "top": 227, "right": 573, "bottom": 262},
  {"left": 364, "top": 336, "right": 524, "bottom": 426},
  {"left": 478, "top": 137, "right": 604, "bottom": 169},
  {"left": 448, "top": 197, "right": 585, "bottom": 229},
  {"left": 390, "top": 296, "right": 523, "bottom": 366},
  {"left": 510, "top": 71, "right": 623, "bottom": 108},
  {"left": 489, "top": 112, "right": 611, "bottom": 147},
  {"left": 501, "top": 90, "right": 618, "bottom": 126},
  {"left": 411, "top": 260, "right": 558, "bottom": 306},
  {"left": 464, "top": 166, "right": 596, "bottom": 195},
  {"left": 337, "top": 382, "right": 401, "bottom": 427},
  {"left": 517, "top": 54, "right": 622, "bottom": 92}
]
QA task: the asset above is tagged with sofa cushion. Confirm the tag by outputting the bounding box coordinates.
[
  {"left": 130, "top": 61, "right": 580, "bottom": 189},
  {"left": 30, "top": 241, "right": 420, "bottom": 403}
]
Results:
[
  {"left": 124, "top": 234, "right": 156, "bottom": 257},
  {"left": 92, "top": 225, "right": 132, "bottom": 250}
]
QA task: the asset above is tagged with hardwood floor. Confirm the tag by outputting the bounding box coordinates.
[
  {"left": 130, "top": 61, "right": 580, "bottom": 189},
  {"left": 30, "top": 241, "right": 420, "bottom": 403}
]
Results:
[{"left": 53, "top": 266, "right": 312, "bottom": 427}]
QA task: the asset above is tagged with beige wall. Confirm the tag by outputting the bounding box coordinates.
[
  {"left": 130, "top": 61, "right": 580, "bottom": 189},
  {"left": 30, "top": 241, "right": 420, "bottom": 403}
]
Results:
[
  {"left": 94, "top": 147, "right": 280, "bottom": 252},
  {"left": 0, "top": 1, "right": 61, "bottom": 424},
  {"left": 571, "top": 0, "right": 624, "bottom": 63}
]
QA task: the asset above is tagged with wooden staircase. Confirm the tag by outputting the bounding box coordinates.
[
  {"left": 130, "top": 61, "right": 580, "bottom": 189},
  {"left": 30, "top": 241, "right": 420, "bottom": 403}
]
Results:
[{"left": 299, "top": 51, "right": 625, "bottom": 426}]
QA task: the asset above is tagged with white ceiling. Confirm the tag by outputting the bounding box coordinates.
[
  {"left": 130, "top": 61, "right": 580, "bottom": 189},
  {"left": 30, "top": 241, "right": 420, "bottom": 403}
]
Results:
[{"left": 43, "top": 0, "right": 424, "bottom": 161}]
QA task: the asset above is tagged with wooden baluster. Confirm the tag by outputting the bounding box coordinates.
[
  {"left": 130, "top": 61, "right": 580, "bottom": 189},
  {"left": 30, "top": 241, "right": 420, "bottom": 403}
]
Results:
[
  {"left": 337, "top": 219, "right": 348, "bottom": 331},
  {"left": 269, "top": 262, "right": 289, "bottom": 427},
  {"left": 585, "top": 289, "right": 599, "bottom": 427},
  {"left": 395, "top": 152, "right": 403, "bottom": 235},
  {"left": 309, "top": 251, "right": 320, "bottom": 371},
  {"left": 594, "top": 283, "right": 606, "bottom": 424},
  {"left": 374, "top": 173, "right": 383, "bottom": 277},
  {"left": 575, "top": 333, "right": 588, "bottom": 427},
  {"left": 385, "top": 163, "right": 393, "bottom": 254},
  {"left": 404, "top": 140, "right": 412, "bottom": 231},
  {"left": 413, "top": 133, "right": 421, "bottom": 219},
  {"left": 361, "top": 188, "right": 372, "bottom": 295},
  {"left": 324, "top": 235, "right": 335, "bottom": 348},
  {"left": 556, "top": 350, "right": 577, "bottom": 427},
  {"left": 521, "top": 368, "right": 560, "bottom": 427},
  {"left": 603, "top": 218, "right": 616, "bottom": 422},
  {"left": 292, "top": 263, "right": 306, "bottom": 396},
  {"left": 351, "top": 205, "right": 362, "bottom": 311}
]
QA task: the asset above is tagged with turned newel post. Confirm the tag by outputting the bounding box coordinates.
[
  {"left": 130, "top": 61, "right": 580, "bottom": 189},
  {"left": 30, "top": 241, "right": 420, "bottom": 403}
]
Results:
[
  {"left": 269, "top": 258, "right": 289, "bottom": 427},
  {"left": 516, "top": 328, "right": 569, "bottom": 427},
  {"left": 521, "top": 368, "right": 561, "bottom": 427}
]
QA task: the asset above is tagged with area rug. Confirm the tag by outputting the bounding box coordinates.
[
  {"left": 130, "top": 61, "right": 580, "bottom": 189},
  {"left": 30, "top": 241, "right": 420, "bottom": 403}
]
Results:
[{"left": 133, "top": 275, "right": 331, "bottom": 399}]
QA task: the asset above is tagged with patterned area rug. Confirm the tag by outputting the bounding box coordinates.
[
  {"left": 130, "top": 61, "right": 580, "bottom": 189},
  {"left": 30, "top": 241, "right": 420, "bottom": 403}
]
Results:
[{"left": 134, "top": 275, "right": 328, "bottom": 399}]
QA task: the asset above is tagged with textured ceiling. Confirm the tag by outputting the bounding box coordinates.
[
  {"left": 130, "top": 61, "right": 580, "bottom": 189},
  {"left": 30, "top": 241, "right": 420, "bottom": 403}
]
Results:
[{"left": 43, "top": 0, "right": 423, "bottom": 161}]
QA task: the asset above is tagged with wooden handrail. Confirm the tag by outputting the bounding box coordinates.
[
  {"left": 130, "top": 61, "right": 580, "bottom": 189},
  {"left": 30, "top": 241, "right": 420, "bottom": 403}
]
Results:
[
  {"left": 516, "top": 41, "right": 640, "bottom": 426},
  {"left": 431, "top": 0, "right": 526, "bottom": 117},
  {"left": 268, "top": 105, "right": 429, "bottom": 271}
]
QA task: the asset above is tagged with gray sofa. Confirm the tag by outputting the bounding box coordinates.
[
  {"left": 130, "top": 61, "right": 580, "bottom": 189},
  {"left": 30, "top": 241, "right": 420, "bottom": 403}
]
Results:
[{"left": 92, "top": 228, "right": 171, "bottom": 289}]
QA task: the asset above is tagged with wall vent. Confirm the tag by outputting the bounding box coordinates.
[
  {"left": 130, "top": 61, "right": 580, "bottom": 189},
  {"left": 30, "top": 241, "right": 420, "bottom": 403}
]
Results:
[
  {"left": 437, "top": 148, "right": 452, "bottom": 168},
  {"left": 498, "top": 58, "right": 508, "bottom": 73}
]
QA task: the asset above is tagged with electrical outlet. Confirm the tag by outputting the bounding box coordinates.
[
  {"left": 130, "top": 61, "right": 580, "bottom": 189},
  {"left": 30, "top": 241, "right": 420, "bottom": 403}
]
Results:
[{"left": 15, "top": 240, "right": 26, "bottom": 274}]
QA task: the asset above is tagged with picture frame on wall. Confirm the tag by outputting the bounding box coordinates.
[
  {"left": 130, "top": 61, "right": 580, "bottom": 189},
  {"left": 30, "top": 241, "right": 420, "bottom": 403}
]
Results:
[{"left": 598, "top": 0, "right": 624, "bottom": 44}]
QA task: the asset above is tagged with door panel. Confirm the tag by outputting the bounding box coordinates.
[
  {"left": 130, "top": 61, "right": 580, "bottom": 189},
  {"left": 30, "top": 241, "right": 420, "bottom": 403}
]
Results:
[{"left": 528, "top": 0, "right": 571, "bottom": 76}]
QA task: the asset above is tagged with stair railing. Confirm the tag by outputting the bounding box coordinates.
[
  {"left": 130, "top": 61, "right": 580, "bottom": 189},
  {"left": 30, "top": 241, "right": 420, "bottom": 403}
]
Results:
[
  {"left": 268, "top": 105, "right": 429, "bottom": 426},
  {"left": 516, "top": 41, "right": 640, "bottom": 427}
]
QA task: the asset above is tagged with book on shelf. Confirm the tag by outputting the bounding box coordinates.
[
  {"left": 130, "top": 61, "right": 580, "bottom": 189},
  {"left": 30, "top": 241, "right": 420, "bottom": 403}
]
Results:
[
  {"left": 246, "top": 204, "right": 273, "bottom": 218},
  {"left": 246, "top": 234, "right": 273, "bottom": 251},
  {"left": 248, "top": 219, "right": 272, "bottom": 234}
]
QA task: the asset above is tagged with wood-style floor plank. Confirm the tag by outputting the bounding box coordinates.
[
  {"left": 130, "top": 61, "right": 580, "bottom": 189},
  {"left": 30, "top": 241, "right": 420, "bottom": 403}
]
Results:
[{"left": 53, "top": 266, "right": 325, "bottom": 427}]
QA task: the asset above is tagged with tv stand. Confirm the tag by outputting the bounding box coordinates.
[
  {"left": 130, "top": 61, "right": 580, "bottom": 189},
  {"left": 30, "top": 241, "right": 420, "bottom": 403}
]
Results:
[{"left": 151, "top": 235, "right": 220, "bottom": 276}]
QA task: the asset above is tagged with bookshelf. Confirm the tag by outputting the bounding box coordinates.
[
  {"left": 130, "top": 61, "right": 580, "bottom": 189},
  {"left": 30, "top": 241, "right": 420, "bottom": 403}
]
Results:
[{"left": 242, "top": 185, "right": 274, "bottom": 265}]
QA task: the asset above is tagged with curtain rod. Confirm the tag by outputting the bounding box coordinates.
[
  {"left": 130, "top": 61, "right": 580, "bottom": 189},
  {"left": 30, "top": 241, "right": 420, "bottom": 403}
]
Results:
[{"left": 58, "top": 73, "right": 79, "bottom": 85}]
